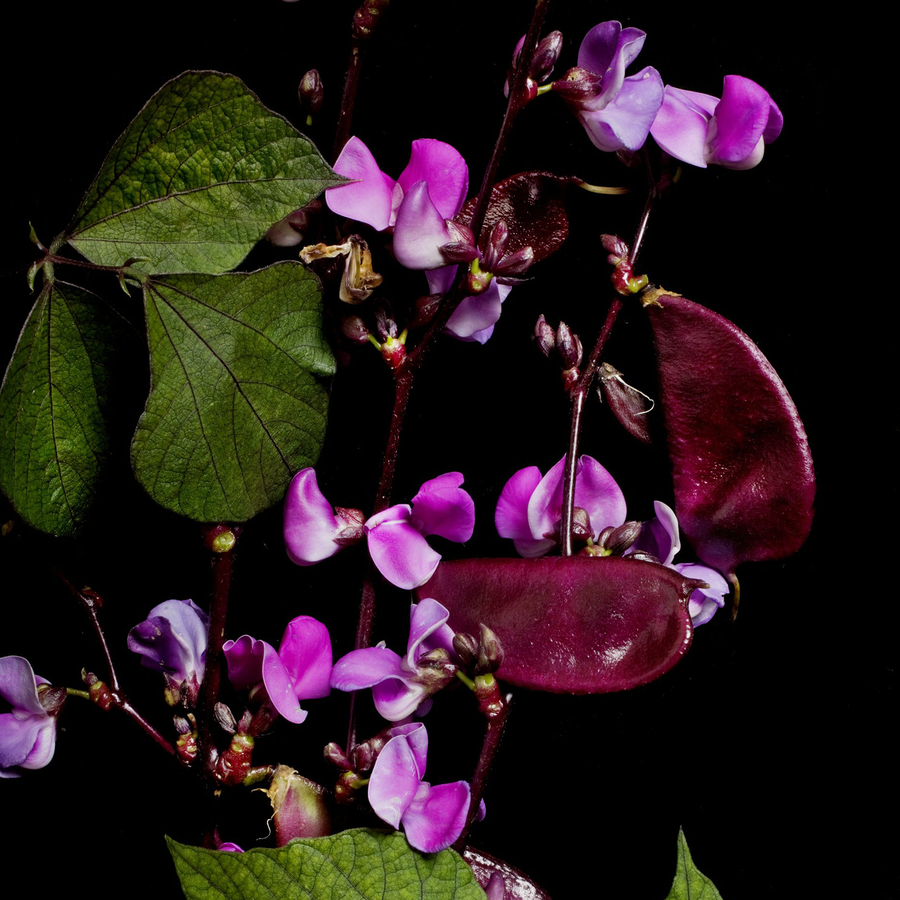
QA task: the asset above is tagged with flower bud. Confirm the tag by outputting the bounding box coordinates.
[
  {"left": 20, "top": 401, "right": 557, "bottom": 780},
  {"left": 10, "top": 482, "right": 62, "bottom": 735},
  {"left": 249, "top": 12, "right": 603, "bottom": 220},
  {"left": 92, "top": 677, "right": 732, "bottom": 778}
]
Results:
[
  {"left": 298, "top": 69, "right": 323, "bottom": 116},
  {"left": 334, "top": 507, "right": 367, "bottom": 545},
  {"left": 531, "top": 31, "right": 563, "bottom": 84},
  {"left": 556, "top": 321, "right": 582, "bottom": 369},
  {"left": 475, "top": 624, "right": 504, "bottom": 676},
  {"left": 534, "top": 314, "right": 556, "bottom": 357},
  {"left": 374, "top": 302, "right": 398, "bottom": 342},
  {"left": 341, "top": 315, "right": 370, "bottom": 345},
  {"left": 570, "top": 506, "right": 593, "bottom": 542},
  {"left": 452, "top": 631, "right": 479, "bottom": 669},
  {"left": 265, "top": 765, "right": 331, "bottom": 844},
  {"left": 214, "top": 702, "right": 237, "bottom": 734},
  {"left": 480, "top": 220, "right": 509, "bottom": 272},
  {"left": 36, "top": 684, "right": 67, "bottom": 718},
  {"left": 602, "top": 520, "right": 643, "bottom": 555},
  {"left": 439, "top": 220, "right": 478, "bottom": 263},
  {"left": 324, "top": 741, "right": 353, "bottom": 771},
  {"left": 493, "top": 245, "right": 534, "bottom": 277}
]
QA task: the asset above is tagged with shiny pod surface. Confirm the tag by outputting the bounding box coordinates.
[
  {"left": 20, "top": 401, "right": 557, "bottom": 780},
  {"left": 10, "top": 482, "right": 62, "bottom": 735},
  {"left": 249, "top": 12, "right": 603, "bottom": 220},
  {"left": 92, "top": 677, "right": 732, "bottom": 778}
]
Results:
[
  {"left": 419, "top": 556, "right": 695, "bottom": 694},
  {"left": 646, "top": 294, "right": 815, "bottom": 575}
]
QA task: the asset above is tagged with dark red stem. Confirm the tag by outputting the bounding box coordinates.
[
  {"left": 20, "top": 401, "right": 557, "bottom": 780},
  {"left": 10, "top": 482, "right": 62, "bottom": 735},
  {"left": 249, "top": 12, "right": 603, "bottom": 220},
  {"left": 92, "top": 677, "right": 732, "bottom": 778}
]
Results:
[{"left": 560, "top": 159, "right": 659, "bottom": 556}]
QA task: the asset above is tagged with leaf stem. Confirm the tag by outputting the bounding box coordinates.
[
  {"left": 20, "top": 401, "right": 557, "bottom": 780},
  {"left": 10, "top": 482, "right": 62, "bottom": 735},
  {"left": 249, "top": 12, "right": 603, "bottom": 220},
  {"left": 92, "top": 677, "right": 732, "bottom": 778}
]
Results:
[{"left": 560, "top": 154, "right": 659, "bottom": 556}]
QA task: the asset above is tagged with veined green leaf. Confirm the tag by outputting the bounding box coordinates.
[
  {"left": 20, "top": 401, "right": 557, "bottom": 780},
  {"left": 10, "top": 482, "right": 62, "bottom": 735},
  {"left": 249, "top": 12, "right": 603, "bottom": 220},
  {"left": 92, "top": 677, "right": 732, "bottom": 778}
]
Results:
[
  {"left": 167, "top": 829, "right": 486, "bottom": 900},
  {"left": 66, "top": 71, "right": 344, "bottom": 275},
  {"left": 132, "top": 263, "right": 333, "bottom": 522},
  {"left": 0, "top": 281, "right": 124, "bottom": 536},
  {"left": 665, "top": 829, "right": 724, "bottom": 900}
]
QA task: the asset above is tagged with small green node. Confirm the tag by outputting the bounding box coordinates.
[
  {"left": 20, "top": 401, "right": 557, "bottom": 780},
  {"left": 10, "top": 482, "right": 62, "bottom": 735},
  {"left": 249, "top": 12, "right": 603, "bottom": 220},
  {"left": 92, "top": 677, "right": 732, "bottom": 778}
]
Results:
[{"left": 212, "top": 530, "right": 237, "bottom": 553}]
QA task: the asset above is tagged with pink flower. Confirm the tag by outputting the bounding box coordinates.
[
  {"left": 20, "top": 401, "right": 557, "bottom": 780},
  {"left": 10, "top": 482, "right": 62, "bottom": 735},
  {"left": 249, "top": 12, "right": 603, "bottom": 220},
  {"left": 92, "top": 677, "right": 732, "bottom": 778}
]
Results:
[
  {"left": 284, "top": 469, "right": 475, "bottom": 590},
  {"left": 650, "top": 75, "right": 783, "bottom": 170},
  {"left": 0, "top": 656, "right": 60, "bottom": 778},
  {"left": 326, "top": 136, "right": 468, "bottom": 270},
  {"left": 223, "top": 617, "right": 332, "bottom": 724}
]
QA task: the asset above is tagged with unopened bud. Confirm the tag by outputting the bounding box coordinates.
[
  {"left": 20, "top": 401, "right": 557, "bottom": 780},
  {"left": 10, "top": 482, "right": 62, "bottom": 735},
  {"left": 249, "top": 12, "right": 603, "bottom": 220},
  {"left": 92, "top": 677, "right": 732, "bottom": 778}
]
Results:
[
  {"left": 535, "top": 314, "right": 556, "bottom": 356},
  {"left": 453, "top": 632, "right": 479, "bottom": 669},
  {"left": 600, "top": 233, "right": 629, "bottom": 264},
  {"left": 475, "top": 624, "right": 504, "bottom": 675},
  {"left": 324, "top": 742, "right": 353, "bottom": 771},
  {"left": 440, "top": 220, "right": 478, "bottom": 264},
  {"left": 298, "top": 69, "right": 323, "bottom": 116},
  {"left": 341, "top": 315, "right": 370, "bottom": 345},
  {"left": 571, "top": 506, "right": 593, "bottom": 542},
  {"left": 215, "top": 702, "right": 237, "bottom": 734},
  {"left": 494, "top": 245, "right": 534, "bottom": 277},
  {"left": 556, "top": 321, "right": 582, "bottom": 369},
  {"left": 412, "top": 292, "right": 442, "bottom": 328},
  {"left": 480, "top": 220, "right": 510, "bottom": 272},
  {"left": 603, "top": 520, "right": 642, "bottom": 555},
  {"left": 37, "top": 684, "right": 67, "bottom": 717},
  {"left": 374, "top": 302, "right": 397, "bottom": 342},
  {"left": 531, "top": 31, "right": 563, "bottom": 83}
]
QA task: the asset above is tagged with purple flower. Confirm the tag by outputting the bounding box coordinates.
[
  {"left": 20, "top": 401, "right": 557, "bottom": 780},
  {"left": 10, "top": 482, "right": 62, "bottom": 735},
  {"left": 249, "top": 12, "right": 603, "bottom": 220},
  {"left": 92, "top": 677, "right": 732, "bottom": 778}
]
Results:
[
  {"left": 326, "top": 136, "right": 469, "bottom": 270},
  {"left": 650, "top": 75, "right": 783, "bottom": 170},
  {"left": 630, "top": 501, "right": 729, "bottom": 625},
  {"left": 0, "top": 656, "right": 58, "bottom": 778},
  {"left": 495, "top": 455, "right": 627, "bottom": 557},
  {"left": 426, "top": 265, "right": 513, "bottom": 345},
  {"left": 330, "top": 598, "right": 458, "bottom": 721},
  {"left": 554, "top": 21, "right": 663, "bottom": 153},
  {"left": 284, "top": 469, "right": 475, "bottom": 590},
  {"left": 368, "top": 722, "right": 471, "bottom": 853},
  {"left": 127, "top": 599, "right": 209, "bottom": 706},
  {"left": 223, "top": 616, "right": 332, "bottom": 724}
]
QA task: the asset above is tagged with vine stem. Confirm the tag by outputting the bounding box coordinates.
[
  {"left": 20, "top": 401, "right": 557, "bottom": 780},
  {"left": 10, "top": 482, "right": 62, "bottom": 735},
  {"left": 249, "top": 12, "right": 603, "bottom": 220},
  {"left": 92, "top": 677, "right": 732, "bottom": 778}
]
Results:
[
  {"left": 197, "top": 525, "right": 242, "bottom": 778},
  {"left": 52, "top": 569, "right": 175, "bottom": 756},
  {"left": 560, "top": 155, "right": 659, "bottom": 556}
]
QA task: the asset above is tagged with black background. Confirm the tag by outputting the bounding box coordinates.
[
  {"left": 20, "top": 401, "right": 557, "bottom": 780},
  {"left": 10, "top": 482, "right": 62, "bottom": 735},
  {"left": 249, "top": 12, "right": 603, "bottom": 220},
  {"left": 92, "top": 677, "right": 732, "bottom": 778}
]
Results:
[{"left": 1, "top": 3, "right": 889, "bottom": 899}]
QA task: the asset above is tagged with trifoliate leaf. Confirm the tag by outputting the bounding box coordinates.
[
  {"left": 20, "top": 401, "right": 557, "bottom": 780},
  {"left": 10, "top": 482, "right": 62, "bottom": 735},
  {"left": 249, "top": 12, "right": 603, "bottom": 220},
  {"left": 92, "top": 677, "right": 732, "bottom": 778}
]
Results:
[
  {"left": 0, "top": 280, "right": 125, "bottom": 536},
  {"left": 665, "top": 829, "right": 724, "bottom": 900},
  {"left": 132, "top": 263, "right": 333, "bottom": 522},
  {"left": 167, "top": 829, "right": 487, "bottom": 900},
  {"left": 66, "top": 71, "right": 345, "bottom": 275}
]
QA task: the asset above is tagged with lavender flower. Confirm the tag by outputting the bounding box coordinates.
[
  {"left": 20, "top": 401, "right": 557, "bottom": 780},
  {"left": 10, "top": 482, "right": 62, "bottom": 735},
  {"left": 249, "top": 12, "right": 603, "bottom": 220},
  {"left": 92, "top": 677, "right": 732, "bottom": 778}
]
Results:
[
  {"left": 368, "top": 722, "right": 471, "bottom": 853},
  {"left": 325, "top": 136, "right": 468, "bottom": 270},
  {"left": 127, "top": 598, "right": 209, "bottom": 706},
  {"left": 285, "top": 469, "right": 475, "bottom": 590},
  {"left": 553, "top": 20, "right": 663, "bottom": 153},
  {"left": 223, "top": 616, "right": 332, "bottom": 724},
  {"left": 630, "top": 501, "right": 729, "bottom": 625},
  {"left": 0, "top": 656, "right": 60, "bottom": 778},
  {"left": 650, "top": 75, "right": 783, "bottom": 170},
  {"left": 330, "top": 598, "right": 459, "bottom": 721},
  {"left": 495, "top": 455, "right": 627, "bottom": 557}
]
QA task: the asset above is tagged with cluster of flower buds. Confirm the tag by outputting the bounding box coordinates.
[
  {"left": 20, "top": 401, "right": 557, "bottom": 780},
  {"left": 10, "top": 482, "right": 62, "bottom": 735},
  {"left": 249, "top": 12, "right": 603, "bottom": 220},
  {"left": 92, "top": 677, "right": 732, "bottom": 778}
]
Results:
[
  {"left": 581, "top": 520, "right": 643, "bottom": 558},
  {"left": 440, "top": 219, "right": 534, "bottom": 293},
  {"left": 534, "top": 314, "right": 583, "bottom": 391},
  {"left": 601, "top": 234, "right": 648, "bottom": 296},
  {"left": 506, "top": 30, "right": 563, "bottom": 100},
  {"left": 452, "top": 624, "right": 506, "bottom": 719}
]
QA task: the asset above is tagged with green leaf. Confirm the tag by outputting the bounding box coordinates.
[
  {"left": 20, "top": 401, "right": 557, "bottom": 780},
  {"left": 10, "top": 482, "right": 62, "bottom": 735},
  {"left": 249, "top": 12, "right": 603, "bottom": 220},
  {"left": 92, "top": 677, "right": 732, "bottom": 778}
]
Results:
[
  {"left": 0, "top": 280, "right": 124, "bottom": 536},
  {"left": 665, "top": 829, "right": 725, "bottom": 900},
  {"left": 65, "top": 71, "right": 344, "bottom": 275},
  {"left": 132, "top": 262, "right": 333, "bottom": 522},
  {"left": 167, "top": 829, "right": 487, "bottom": 900}
]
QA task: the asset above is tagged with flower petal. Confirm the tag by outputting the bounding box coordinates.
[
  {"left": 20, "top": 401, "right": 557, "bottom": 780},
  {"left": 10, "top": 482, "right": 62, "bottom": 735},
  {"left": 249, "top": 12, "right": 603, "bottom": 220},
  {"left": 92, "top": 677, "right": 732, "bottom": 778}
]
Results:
[
  {"left": 0, "top": 656, "right": 44, "bottom": 715},
  {"left": 127, "top": 599, "right": 209, "bottom": 682},
  {"left": 578, "top": 22, "right": 646, "bottom": 106},
  {"left": 676, "top": 563, "right": 729, "bottom": 626},
  {"left": 283, "top": 468, "right": 344, "bottom": 567},
  {"left": 398, "top": 139, "right": 468, "bottom": 221},
  {"left": 650, "top": 86, "right": 717, "bottom": 168},
  {"left": 631, "top": 501, "right": 681, "bottom": 565},
  {"left": 406, "top": 598, "right": 456, "bottom": 667},
  {"left": 392, "top": 181, "right": 454, "bottom": 270},
  {"left": 366, "top": 505, "right": 442, "bottom": 589},
  {"left": 325, "top": 136, "right": 396, "bottom": 231},
  {"left": 261, "top": 642, "right": 309, "bottom": 724},
  {"left": 574, "top": 455, "right": 627, "bottom": 534},
  {"left": 445, "top": 281, "right": 505, "bottom": 342},
  {"left": 401, "top": 780, "right": 471, "bottom": 853},
  {"left": 386, "top": 722, "right": 428, "bottom": 780},
  {"left": 579, "top": 67, "right": 663, "bottom": 152},
  {"left": 411, "top": 473, "right": 475, "bottom": 543},
  {"left": 222, "top": 635, "right": 267, "bottom": 691},
  {"left": 0, "top": 712, "right": 54, "bottom": 774},
  {"left": 277, "top": 616, "right": 332, "bottom": 700},
  {"left": 708, "top": 75, "right": 773, "bottom": 167},
  {"left": 330, "top": 646, "right": 406, "bottom": 692},
  {"left": 368, "top": 732, "right": 422, "bottom": 828},
  {"left": 495, "top": 465, "right": 549, "bottom": 557}
]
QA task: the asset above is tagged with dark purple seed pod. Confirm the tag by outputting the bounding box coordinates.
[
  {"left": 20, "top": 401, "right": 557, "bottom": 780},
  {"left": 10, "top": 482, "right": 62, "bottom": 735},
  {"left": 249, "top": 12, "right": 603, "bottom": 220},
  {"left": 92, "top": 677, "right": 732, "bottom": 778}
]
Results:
[
  {"left": 599, "top": 362, "right": 653, "bottom": 444},
  {"left": 645, "top": 293, "right": 815, "bottom": 577},
  {"left": 418, "top": 557, "right": 697, "bottom": 694}
]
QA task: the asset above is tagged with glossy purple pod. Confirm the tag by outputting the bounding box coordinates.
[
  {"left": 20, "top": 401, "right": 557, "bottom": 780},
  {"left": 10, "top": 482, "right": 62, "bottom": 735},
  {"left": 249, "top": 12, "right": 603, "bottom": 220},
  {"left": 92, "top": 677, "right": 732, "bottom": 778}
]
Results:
[
  {"left": 418, "top": 557, "right": 696, "bottom": 694},
  {"left": 458, "top": 172, "right": 569, "bottom": 263},
  {"left": 464, "top": 847, "right": 552, "bottom": 900},
  {"left": 645, "top": 293, "right": 815, "bottom": 576}
]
